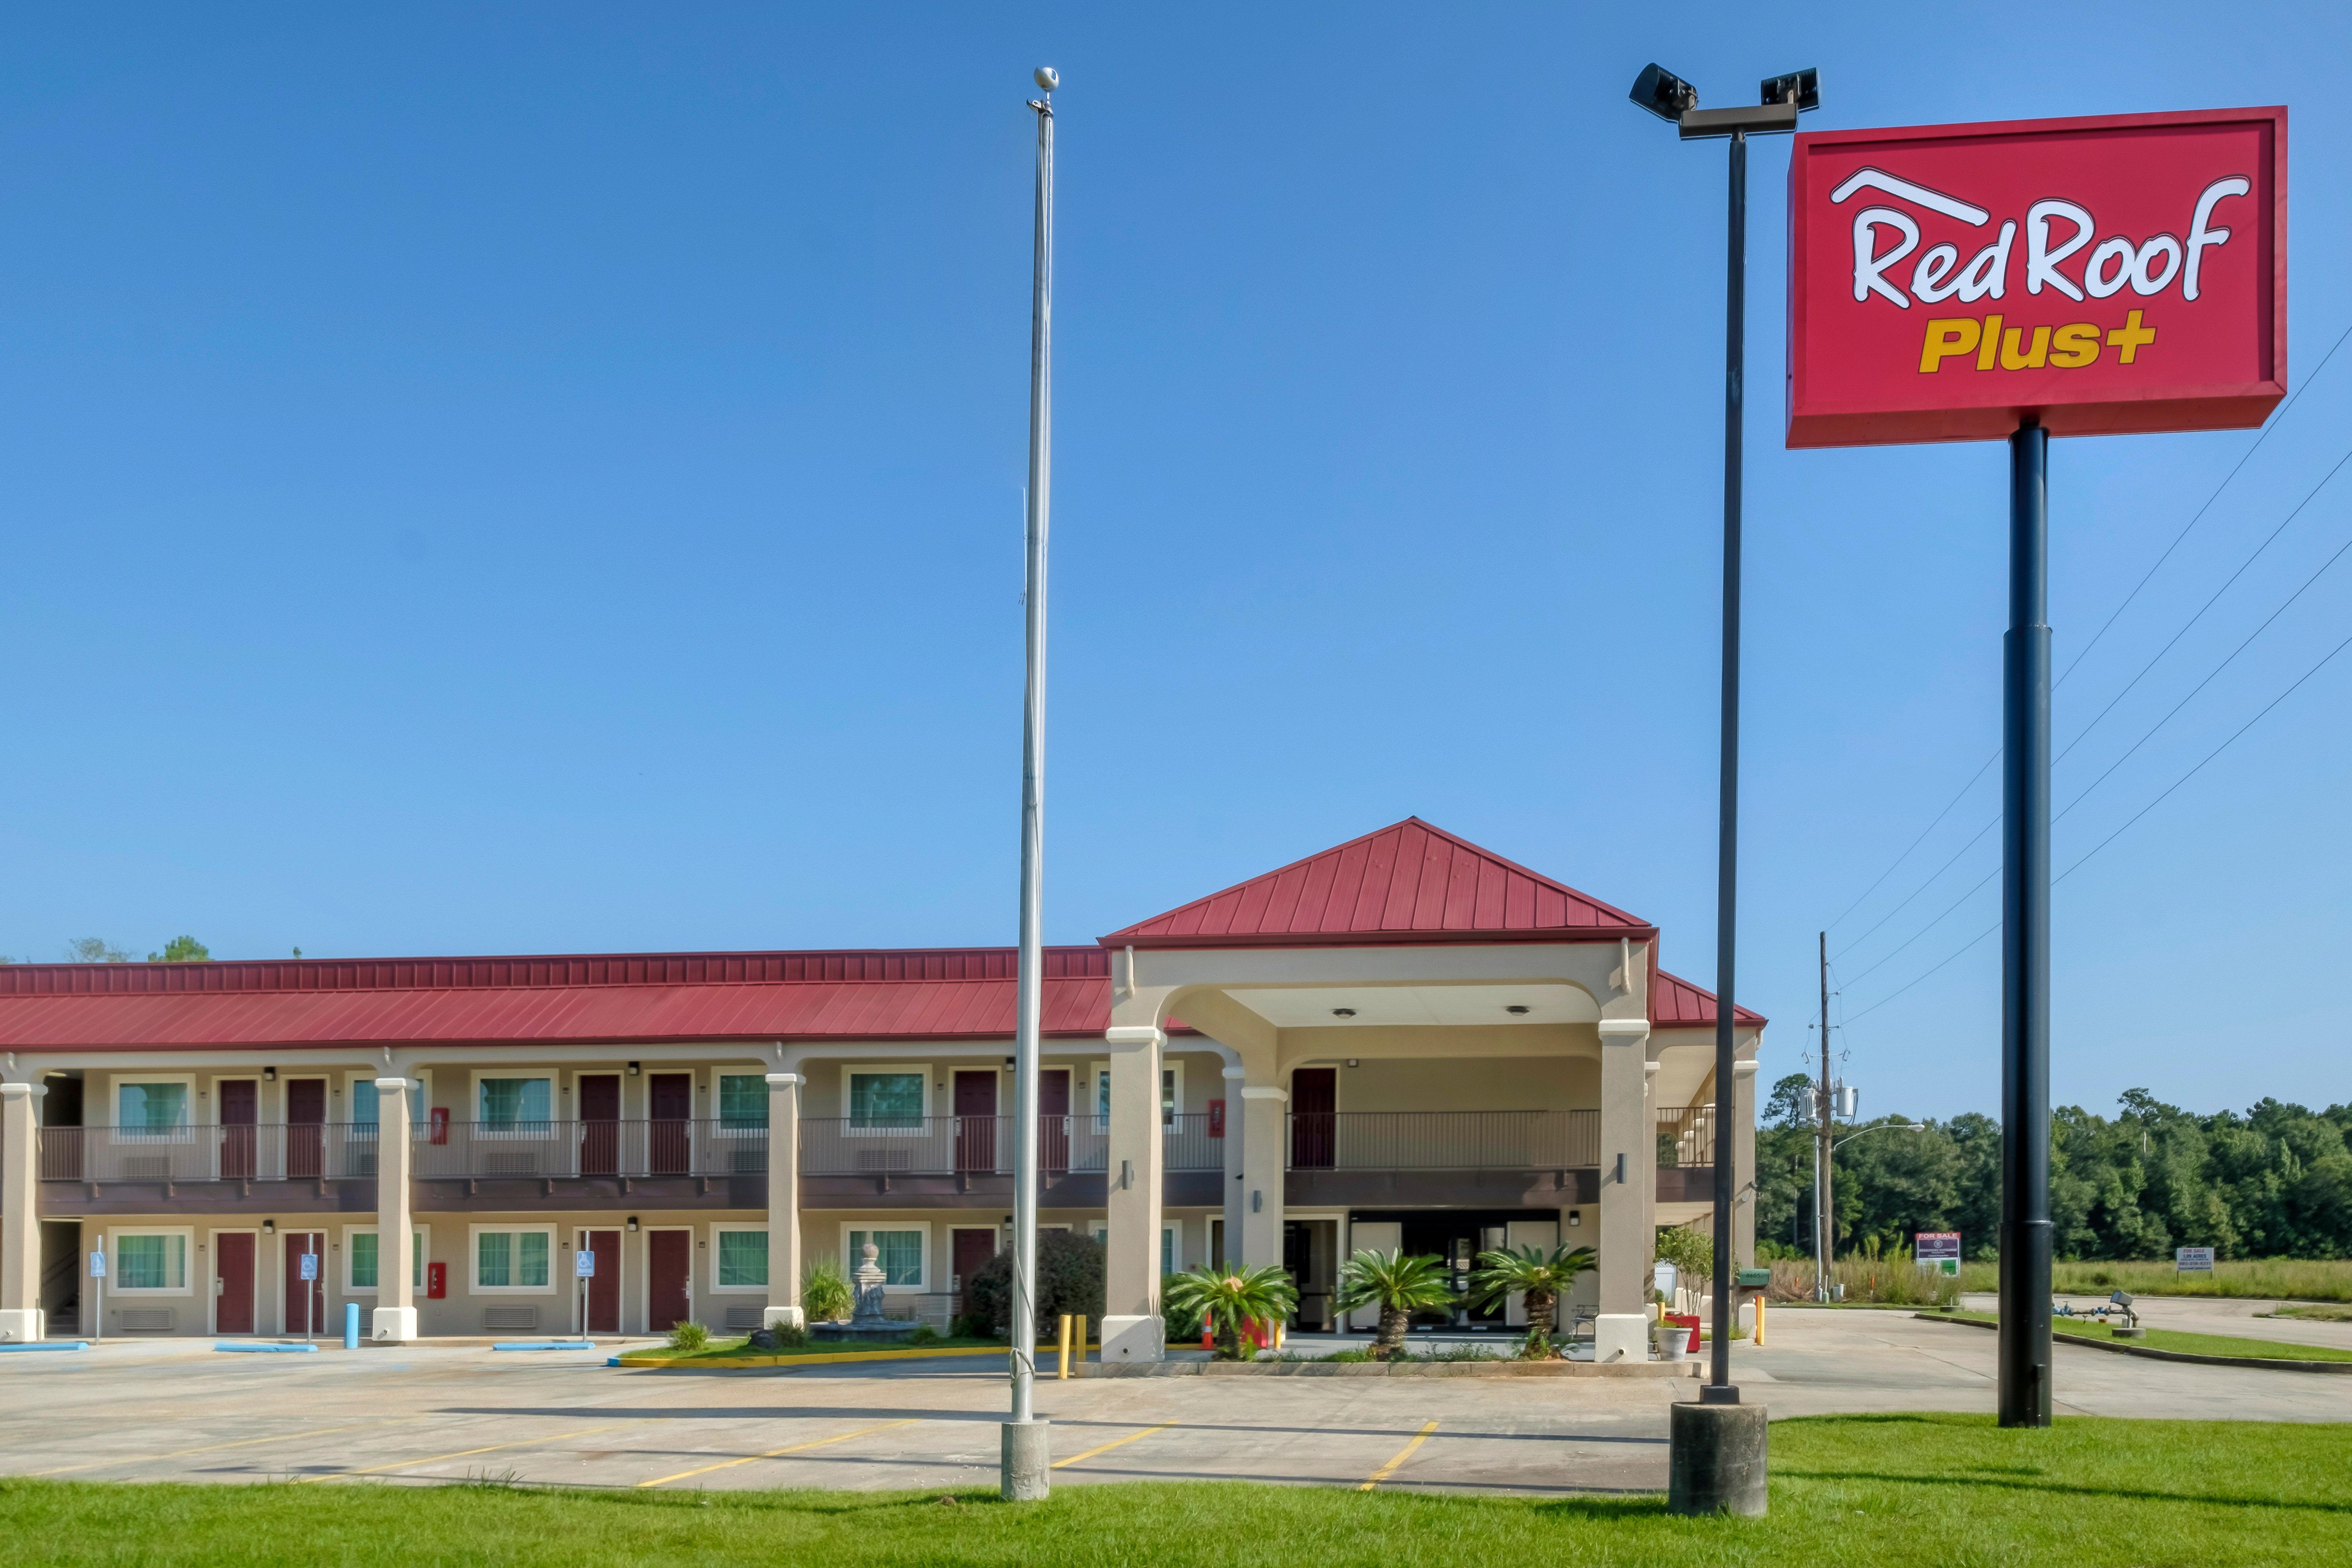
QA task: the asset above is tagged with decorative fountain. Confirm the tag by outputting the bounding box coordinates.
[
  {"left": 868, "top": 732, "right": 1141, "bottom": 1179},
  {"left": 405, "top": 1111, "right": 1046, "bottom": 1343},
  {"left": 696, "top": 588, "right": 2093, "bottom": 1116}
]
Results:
[{"left": 811, "top": 1241, "right": 918, "bottom": 1343}]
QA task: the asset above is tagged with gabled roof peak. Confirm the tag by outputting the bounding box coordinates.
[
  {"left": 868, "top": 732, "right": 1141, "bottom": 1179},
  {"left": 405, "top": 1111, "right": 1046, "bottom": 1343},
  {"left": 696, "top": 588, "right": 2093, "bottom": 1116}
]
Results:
[{"left": 1101, "top": 817, "right": 1654, "bottom": 950}]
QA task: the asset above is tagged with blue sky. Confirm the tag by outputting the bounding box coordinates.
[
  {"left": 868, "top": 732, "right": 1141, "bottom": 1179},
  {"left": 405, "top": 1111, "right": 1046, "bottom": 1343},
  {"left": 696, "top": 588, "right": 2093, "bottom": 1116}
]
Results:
[{"left": 3, "top": 4, "right": 2347, "bottom": 1122}]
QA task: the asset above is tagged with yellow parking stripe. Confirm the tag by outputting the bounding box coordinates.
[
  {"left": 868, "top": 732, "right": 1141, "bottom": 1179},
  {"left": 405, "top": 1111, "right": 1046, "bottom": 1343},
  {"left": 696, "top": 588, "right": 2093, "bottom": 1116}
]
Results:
[
  {"left": 1051, "top": 1421, "right": 1176, "bottom": 1470},
  {"left": 27, "top": 1418, "right": 426, "bottom": 1477},
  {"left": 298, "top": 1424, "right": 630, "bottom": 1482},
  {"left": 634, "top": 1419, "right": 921, "bottom": 1488},
  {"left": 1358, "top": 1420, "right": 1438, "bottom": 1490}
]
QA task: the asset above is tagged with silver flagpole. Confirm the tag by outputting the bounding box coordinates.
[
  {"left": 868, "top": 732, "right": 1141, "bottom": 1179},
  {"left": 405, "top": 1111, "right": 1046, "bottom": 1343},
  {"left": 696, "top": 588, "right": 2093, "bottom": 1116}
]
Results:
[{"left": 1001, "top": 62, "right": 1058, "bottom": 1504}]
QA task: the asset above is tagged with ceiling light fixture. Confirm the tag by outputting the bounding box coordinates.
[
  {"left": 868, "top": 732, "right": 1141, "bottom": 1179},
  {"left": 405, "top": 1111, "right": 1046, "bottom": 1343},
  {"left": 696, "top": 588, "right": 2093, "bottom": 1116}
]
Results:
[
  {"left": 1331, "top": 1007, "right": 1356, "bottom": 1018},
  {"left": 1506, "top": 1005, "right": 1531, "bottom": 1015}
]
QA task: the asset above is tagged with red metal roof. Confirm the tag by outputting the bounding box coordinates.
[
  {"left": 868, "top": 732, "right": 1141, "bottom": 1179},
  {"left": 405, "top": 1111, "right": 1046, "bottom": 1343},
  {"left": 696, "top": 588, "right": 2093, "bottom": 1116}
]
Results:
[
  {"left": 0, "top": 824, "right": 1763, "bottom": 1053},
  {"left": 1100, "top": 818, "right": 1654, "bottom": 949},
  {"left": 0, "top": 947, "right": 1125, "bottom": 1053},
  {"left": 1651, "top": 967, "right": 1766, "bottom": 1030}
]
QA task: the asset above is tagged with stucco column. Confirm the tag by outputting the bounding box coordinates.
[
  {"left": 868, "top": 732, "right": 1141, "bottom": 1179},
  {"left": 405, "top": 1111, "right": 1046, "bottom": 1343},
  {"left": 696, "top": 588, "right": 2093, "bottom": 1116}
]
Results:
[
  {"left": 1220, "top": 1064, "right": 1245, "bottom": 1268},
  {"left": 1238, "top": 1084, "right": 1286, "bottom": 1269},
  {"left": 1595, "top": 1019, "right": 1650, "bottom": 1362},
  {"left": 1, "top": 1082, "right": 45, "bottom": 1342},
  {"left": 372, "top": 1077, "right": 417, "bottom": 1342},
  {"left": 1100, "top": 1025, "right": 1165, "bottom": 1362},
  {"left": 1733, "top": 1059, "right": 1758, "bottom": 1270},
  {"left": 764, "top": 1072, "right": 805, "bottom": 1330},
  {"left": 1642, "top": 1059, "right": 1661, "bottom": 1261}
]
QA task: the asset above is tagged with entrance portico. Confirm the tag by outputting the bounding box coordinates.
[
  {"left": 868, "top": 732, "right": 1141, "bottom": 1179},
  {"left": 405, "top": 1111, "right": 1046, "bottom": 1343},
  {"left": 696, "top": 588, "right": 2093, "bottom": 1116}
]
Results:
[{"left": 1089, "top": 818, "right": 1761, "bottom": 1361}]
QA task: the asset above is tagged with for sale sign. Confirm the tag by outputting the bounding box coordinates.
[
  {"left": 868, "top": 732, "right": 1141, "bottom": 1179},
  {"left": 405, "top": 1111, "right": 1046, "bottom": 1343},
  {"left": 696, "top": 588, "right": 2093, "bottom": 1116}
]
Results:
[
  {"left": 2176, "top": 1246, "right": 2216, "bottom": 1273},
  {"left": 1788, "top": 108, "right": 2285, "bottom": 448},
  {"left": 1916, "top": 1232, "right": 1962, "bottom": 1276}
]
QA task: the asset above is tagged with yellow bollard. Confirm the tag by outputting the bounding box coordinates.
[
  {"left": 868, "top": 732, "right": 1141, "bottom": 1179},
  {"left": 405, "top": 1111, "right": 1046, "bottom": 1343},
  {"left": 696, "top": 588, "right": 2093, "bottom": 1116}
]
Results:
[
  {"left": 1753, "top": 1296, "right": 1767, "bottom": 1348},
  {"left": 1058, "top": 1314, "right": 1072, "bottom": 1379},
  {"left": 1079, "top": 1315, "right": 1089, "bottom": 1360}
]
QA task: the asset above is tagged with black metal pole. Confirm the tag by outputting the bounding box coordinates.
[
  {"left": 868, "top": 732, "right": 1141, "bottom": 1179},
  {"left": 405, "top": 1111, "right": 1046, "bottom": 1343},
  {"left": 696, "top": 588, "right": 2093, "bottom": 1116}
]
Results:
[
  {"left": 1998, "top": 419, "right": 2053, "bottom": 1427},
  {"left": 1705, "top": 127, "right": 1746, "bottom": 1403}
]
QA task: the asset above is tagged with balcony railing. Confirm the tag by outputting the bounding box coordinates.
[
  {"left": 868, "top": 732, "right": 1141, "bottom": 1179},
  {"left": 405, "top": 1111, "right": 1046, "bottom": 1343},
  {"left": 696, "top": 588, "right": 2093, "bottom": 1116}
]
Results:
[
  {"left": 800, "top": 1114, "right": 1221, "bottom": 1176},
  {"left": 1285, "top": 1111, "right": 1601, "bottom": 1171},
  {"left": 412, "top": 1119, "right": 769, "bottom": 1180},
  {"left": 1655, "top": 1105, "right": 1717, "bottom": 1168},
  {"left": 38, "top": 1123, "right": 381, "bottom": 1184}
]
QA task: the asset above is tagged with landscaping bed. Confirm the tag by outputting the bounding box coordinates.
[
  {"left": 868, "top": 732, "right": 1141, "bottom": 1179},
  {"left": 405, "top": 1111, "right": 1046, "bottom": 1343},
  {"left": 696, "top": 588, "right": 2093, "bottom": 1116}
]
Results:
[
  {"left": 3, "top": 1415, "right": 2345, "bottom": 1564},
  {"left": 618, "top": 1334, "right": 1009, "bottom": 1369}
]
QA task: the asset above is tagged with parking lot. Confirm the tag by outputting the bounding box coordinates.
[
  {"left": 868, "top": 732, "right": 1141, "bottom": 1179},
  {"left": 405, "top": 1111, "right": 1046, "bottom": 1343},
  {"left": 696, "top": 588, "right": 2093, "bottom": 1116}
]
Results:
[{"left": 2, "top": 1307, "right": 2343, "bottom": 1496}]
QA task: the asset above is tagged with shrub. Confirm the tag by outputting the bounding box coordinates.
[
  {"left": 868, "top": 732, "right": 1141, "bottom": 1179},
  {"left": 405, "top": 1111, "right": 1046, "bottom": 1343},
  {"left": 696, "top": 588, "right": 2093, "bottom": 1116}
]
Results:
[
  {"left": 1654, "top": 1223, "right": 1714, "bottom": 1285},
  {"left": 802, "top": 1260, "right": 854, "bottom": 1323},
  {"left": 962, "top": 1229, "right": 1105, "bottom": 1339},
  {"left": 666, "top": 1321, "right": 710, "bottom": 1354},
  {"left": 1163, "top": 1265, "right": 1300, "bottom": 1361},
  {"left": 907, "top": 1323, "right": 944, "bottom": 1346},
  {"left": 1159, "top": 1278, "right": 1205, "bottom": 1342},
  {"left": 1331, "top": 1250, "right": 1455, "bottom": 1360}
]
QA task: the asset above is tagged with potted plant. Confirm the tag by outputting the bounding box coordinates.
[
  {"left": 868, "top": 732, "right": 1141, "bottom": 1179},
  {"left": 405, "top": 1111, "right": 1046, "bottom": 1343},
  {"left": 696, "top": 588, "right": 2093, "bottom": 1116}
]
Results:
[
  {"left": 1162, "top": 1264, "right": 1299, "bottom": 1361},
  {"left": 1330, "top": 1249, "right": 1456, "bottom": 1360},
  {"left": 1468, "top": 1244, "right": 1595, "bottom": 1358}
]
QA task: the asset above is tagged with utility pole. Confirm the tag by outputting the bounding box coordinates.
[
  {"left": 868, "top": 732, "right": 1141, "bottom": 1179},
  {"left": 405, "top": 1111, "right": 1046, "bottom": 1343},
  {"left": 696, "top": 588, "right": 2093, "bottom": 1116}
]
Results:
[{"left": 1816, "top": 931, "right": 1832, "bottom": 1301}]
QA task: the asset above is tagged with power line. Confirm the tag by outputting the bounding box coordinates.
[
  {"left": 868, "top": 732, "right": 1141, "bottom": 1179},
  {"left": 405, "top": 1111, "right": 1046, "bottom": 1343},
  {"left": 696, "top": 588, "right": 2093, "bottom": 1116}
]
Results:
[
  {"left": 2053, "top": 320, "right": 2352, "bottom": 690},
  {"left": 1821, "top": 325, "right": 2350, "bottom": 939},
  {"left": 1843, "top": 624, "right": 2352, "bottom": 1023},
  {"left": 2053, "top": 441, "right": 2352, "bottom": 767}
]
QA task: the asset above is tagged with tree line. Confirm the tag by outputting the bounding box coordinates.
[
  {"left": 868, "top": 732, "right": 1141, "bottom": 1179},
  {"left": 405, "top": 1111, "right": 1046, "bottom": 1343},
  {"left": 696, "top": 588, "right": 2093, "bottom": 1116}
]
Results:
[{"left": 1754, "top": 1075, "right": 2352, "bottom": 1261}]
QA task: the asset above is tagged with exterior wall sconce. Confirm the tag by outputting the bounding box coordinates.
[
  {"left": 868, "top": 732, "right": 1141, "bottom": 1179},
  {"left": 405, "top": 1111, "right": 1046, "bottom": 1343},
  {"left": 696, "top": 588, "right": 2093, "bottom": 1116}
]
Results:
[
  {"left": 1345, "top": 1058, "right": 1359, "bottom": 1068},
  {"left": 263, "top": 1219, "right": 276, "bottom": 1234},
  {"left": 1250, "top": 1190, "right": 1263, "bottom": 1213},
  {"left": 1567, "top": 1211, "right": 1581, "bottom": 1227},
  {"left": 626, "top": 1062, "right": 641, "bottom": 1076},
  {"left": 625, "top": 1216, "right": 640, "bottom": 1232},
  {"left": 263, "top": 1067, "right": 277, "bottom": 1082}
]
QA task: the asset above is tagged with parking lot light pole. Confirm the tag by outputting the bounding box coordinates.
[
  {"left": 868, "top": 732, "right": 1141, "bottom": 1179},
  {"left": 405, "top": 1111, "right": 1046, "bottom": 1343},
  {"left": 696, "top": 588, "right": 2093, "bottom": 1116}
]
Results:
[
  {"left": 1001, "top": 63, "right": 1058, "bottom": 1506},
  {"left": 1630, "top": 60, "right": 1815, "bottom": 1518}
]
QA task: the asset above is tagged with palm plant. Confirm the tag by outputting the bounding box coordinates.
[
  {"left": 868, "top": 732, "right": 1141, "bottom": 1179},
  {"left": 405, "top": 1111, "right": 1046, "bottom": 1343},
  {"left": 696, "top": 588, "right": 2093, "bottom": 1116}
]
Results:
[
  {"left": 1161, "top": 1264, "right": 1298, "bottom": 1361},
  {"left": 1331, "top": 1249, "right": 1456, "bottom": 1359},
  {"left": 1468, "top": 1244, "right": 1596, "bottom": 1357},
  {"left": 801, "top": 1259, "right": 854, "bottom": 1323}
]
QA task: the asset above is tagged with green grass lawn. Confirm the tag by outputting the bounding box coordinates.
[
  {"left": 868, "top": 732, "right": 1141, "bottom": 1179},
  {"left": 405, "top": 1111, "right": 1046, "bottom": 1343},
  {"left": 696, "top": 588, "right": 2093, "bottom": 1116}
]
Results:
[
  {"left": 2264, "top": 1303, "right": 2352, "bottom": 1324},
  {"left": 1926, "top": 1310, "right": 2352, "bottom": 1363},
  {"left": 2, "top": 1416, "right": 2346, "bottom": 1565}
]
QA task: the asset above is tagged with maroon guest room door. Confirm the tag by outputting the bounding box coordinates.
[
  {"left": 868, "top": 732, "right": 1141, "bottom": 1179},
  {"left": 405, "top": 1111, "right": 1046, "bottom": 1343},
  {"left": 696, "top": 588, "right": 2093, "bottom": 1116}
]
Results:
[
  {"left": 583, "top": 1229, "right": 621, "bottom": 1334},
  {"left": 954, "top": 1071, "right": 998, "bottom": 1172},
  {"left": 649, "top": 1074, "right": 692, "bottom": 1176},
  {"left": 579, "top": 1074, "right": 621, "bottom": 1176},
  {"left": 648, "top": 1230, "right": 691, "bottom": 1331},
  {"left": 214, "top": 1232, "right": 256, "bottom": 1334},
  {"left": 287, "top": 1079, "right": 327, "bottom": 1179},
  {"left": 218, "top": 1081, "right": 258, "bottom": 1180},
  {"left": 1290, "top": 1069, "right": 1336, "bottom": 1169}
]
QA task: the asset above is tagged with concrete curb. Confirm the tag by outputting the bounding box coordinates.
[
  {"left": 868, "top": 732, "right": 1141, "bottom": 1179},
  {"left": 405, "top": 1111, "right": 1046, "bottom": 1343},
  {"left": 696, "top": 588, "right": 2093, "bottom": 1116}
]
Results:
[
  {"left": 1076, "top": 1358, "right": 1699, "bottom": 1378},
  {"left": 1914, "top": 1312, "right": 2352, "bottom": 1374}
]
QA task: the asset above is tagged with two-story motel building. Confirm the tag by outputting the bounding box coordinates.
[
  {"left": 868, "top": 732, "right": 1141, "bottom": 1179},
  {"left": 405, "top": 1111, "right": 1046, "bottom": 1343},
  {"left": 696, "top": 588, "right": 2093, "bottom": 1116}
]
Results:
[{"left": 0, "top": 819, "right": 1760, "bottom": 1364}]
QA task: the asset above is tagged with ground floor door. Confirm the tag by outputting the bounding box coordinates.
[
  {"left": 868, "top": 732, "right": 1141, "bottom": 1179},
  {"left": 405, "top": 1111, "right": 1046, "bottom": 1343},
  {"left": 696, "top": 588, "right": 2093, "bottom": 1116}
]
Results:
[
  {"left": 215, "top": 1232, "right": 256, "bottom": 1335},
  {"left": 648, "top": 1230, "right": 691, "bottom": 1331},
  {"left": 949, "top": 1227, "right": 998, "bottom": 1310},
  {"left": 284, "top": 1232, "right": 326, "bottom": 1336},
  {"left": 582, "top": 1229, "right": 621, "bottom": 1334}
]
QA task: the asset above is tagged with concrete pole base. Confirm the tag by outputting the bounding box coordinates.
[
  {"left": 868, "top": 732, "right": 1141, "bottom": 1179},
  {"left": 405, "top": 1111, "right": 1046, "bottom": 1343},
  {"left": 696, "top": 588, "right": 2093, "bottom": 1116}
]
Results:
[
  {"left": 1668, "top": 1399, "right": 1768, "bottom": 1517},
  {"left": 1000, "top": 1419, "right": 1052, "bottom": 1501},
  {"left": 762, "top": 1307, "right": 806, "bottom": 1331},
  {"left": 0, "top": 1309, "right": 45, "bottom": 1343}
]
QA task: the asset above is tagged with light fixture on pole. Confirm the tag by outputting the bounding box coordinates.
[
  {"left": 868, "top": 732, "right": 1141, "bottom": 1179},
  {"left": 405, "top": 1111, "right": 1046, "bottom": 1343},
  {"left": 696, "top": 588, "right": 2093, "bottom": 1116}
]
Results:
[
  {"left": 1629, "top": 57, "right": 1816, "bottom": 1519},
  {"left": 1000, "top": 60, "right": 1058, "bottom": 1506}
]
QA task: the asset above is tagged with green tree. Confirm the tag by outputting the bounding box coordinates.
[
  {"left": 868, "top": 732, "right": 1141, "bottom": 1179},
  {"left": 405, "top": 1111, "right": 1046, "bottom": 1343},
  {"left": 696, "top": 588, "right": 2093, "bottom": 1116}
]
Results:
[
  {"left": 1161, "top": 1264, "right": 1298, "bottom": 1361},
  {"left": 1330, "top": 1250, "right": 1454, "bottom": 1359},
  {"left": 65, "top": 938, "right": 133, "bottom": 963},
  {"left": 148, "top": 936, "right": 210, "bottom": 962}
]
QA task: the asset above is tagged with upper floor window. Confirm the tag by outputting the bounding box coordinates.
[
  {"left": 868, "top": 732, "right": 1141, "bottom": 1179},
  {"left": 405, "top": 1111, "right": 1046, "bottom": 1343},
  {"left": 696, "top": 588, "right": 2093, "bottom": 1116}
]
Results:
[
  {"left": 116, "top": 1082, "right": 188, "bottom": 1131},
  {"left": 717, "top": 1074, "right": 768, "bottom": 1131},
  {"left": 848, "top": 1071, "right": 924, "bottom": 1131},
  {"left": 478, "top": 1078, "right": 551, "bottom": 1129}
]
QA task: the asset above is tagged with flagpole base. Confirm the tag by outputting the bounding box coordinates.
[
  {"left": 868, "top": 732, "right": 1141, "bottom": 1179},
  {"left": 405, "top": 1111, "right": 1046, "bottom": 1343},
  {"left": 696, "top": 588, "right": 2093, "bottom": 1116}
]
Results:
[{"left": 1001, "top": 1419, "right": 1052, "bottom": 1501}]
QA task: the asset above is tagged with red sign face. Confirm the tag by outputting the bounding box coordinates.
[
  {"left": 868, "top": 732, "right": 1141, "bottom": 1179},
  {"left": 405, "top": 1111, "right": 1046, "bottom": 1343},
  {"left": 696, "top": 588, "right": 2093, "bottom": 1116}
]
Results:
[{"left": 1787, "top": 107, "right": 2285, "bottom": 448}]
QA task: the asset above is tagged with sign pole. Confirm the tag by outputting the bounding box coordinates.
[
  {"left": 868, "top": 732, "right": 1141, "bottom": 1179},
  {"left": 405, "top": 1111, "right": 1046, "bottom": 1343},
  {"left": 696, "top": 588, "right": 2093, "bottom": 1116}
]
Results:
[
  {"left": 1001, "top": 63, "right": 1058, "bottom": 1505},
  {"left": 1999, "top": 419, "right": 2054, "bottom": 1426}
]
